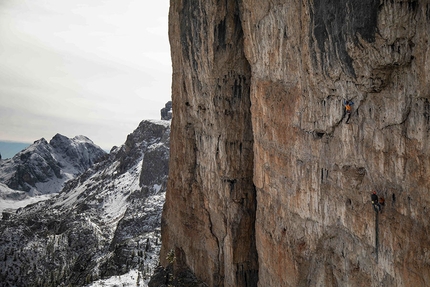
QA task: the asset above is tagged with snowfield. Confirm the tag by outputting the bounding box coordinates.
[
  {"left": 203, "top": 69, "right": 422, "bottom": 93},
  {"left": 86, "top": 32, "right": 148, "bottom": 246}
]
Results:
[
  {"left": 0, "top": 182, "right": 54, "bottom": 214},
  {"left": 87, "top": 269, "right": 147, "bottom": 287}
]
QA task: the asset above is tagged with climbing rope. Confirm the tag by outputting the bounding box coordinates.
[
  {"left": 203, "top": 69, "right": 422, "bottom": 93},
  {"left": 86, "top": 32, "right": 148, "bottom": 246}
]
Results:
[{"left": 350, "top": 120, "right": 381, "bottom": 263}]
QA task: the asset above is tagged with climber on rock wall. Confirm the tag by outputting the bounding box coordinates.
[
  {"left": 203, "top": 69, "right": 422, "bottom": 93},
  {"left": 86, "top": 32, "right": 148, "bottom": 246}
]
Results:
[
  {"left": 343, "top": 100, "right": 354, "bottom": 124},
  {"left": 371, "top": 191, "right": 382, "bottom": 213}
]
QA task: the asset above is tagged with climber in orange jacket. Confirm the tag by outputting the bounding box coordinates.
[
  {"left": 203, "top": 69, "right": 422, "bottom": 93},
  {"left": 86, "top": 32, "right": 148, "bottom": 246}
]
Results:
[{"left": 344, "top": 100, "right": 354, "bottom": 124}]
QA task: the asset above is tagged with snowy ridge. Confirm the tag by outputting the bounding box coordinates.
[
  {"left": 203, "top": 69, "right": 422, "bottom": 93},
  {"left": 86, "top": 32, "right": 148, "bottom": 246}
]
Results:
[
  {"left": 0, "top": 133, "right": 106, "bottom": 197},
  {"left": 0, "top": 120, "right": 170, "bottom": 287}
]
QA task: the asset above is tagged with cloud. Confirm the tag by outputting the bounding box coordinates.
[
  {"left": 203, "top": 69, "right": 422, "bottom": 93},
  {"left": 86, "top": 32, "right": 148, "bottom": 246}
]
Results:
[{"left": 0, "top": 0, "right": 171, "bottom": 150}]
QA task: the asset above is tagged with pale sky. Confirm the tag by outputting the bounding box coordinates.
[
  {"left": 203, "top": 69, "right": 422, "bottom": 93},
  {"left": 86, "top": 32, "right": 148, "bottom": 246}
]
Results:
[{"left": 0, "top": 0, "right": 171, "bottom": 151}]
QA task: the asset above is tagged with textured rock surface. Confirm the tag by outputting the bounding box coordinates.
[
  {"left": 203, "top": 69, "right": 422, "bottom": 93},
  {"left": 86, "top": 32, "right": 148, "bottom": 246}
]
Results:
[
  {"left": 160, "top": 0, "right": 430, "bottom": 286},
  {"left": 161, "top": 100, "right": 173, "bottom": 120},
  {"left": 160, "top": 1, "right": 258, "bottom": 286}
]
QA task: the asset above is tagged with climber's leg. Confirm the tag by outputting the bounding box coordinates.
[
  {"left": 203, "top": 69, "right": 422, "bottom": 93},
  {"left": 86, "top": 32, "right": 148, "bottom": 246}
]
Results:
[{"left": 346, "top": 112, "right": 351, "bottom": 124}]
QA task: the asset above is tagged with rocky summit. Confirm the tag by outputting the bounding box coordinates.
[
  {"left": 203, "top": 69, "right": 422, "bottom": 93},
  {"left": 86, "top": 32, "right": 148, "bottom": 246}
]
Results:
[
  {"left": 157, "top": 1, "right": 430, "bottom": 287},
  {"left": 0, "top": 119, "right": 170, "bottom": 286},
  {"left": 0, "top": 134, "right": 106, "bottom": 195}
]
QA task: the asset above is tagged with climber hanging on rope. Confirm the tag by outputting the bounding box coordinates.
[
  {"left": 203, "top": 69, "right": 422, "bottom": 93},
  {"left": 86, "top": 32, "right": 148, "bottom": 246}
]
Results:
[
  {"left": 371, "top": 191, "right": 382, "bottom": 213},
  {"left": 343, "top": 100, "right": 354, "bottom": 124}
]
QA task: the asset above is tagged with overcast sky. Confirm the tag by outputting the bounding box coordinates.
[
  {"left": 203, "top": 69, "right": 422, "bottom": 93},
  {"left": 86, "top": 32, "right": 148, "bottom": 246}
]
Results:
[{"left": 0, "top": 0, "right": 171, "bottom": 151}]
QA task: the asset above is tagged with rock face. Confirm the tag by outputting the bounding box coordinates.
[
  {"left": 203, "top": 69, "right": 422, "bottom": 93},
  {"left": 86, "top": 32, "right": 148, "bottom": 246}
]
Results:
[
  {"left": 0, "top": 120, "right": 170, "bottom": 286},
  {"left": 161, "top": 101, "right": 173, "bottom": 121},
  {"left": 160, "top": 1, "right": 430, "bottom": 286},
  {"left": 159, "top": 1, "right": 258, "bottom": 286},
  {"left": 0, "top": 134, "right": 106, "bottom": 195}
]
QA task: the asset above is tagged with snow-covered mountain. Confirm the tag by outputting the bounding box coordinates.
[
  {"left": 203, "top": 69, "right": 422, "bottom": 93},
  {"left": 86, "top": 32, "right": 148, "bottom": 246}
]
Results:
[
  {"left": 0, "top": 134, "right": 106, "bottom": 196},
  {"left": 0, "top": 119, "right": 170, "bottom": 287}
]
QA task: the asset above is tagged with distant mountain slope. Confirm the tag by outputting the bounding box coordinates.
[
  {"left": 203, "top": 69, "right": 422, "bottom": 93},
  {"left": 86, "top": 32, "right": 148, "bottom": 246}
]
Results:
[
  {"left": 0, "top": 182, "right": 54, "bottom": 214},
  {"left": 0, "top": 119, "right": 170, "bottom": 287},
  {"left": 0, "top": 134, "right": 106, "bottom": 195}
]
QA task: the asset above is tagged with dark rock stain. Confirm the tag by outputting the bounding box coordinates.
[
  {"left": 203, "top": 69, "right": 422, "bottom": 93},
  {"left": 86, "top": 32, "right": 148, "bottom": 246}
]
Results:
[{"left": 310, "top": 0, "right": 379, "bottom": 77}]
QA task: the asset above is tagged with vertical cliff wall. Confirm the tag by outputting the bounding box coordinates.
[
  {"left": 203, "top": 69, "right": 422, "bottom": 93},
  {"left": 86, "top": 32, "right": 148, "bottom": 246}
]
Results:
[
  {"left": 161, "top": 1, "right": 258, "bottom": 286},
  {"left": 160, "top": 0, "right": 430, "bottom": 286}
]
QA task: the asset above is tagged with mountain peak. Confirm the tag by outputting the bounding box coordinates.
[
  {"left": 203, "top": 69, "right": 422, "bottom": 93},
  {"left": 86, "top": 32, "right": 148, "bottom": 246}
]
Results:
[
  {"left": 0, "top": 134, "right": 106, "bottom": 194},
  {"left": 49, "top": 133, "right": 71, "bottom": 146},
  {"left": 33, "top": 138, "right": 48, "bottom": 145},
  {"left": 72, "top": 135, "right": 92, "bottom": 143}
]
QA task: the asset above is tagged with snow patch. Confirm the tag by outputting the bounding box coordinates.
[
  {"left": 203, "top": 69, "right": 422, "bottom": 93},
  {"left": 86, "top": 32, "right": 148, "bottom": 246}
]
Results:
[
  {"left": 146, "top": 119, "right": 170, "bottom": 127},
  {"left": 86, "top": 269, "right": 148, "bottom": 287},
  {"left": 73, "top": 135, "right": 93, "bottom": 143},
  {"left": 153, "top": 184, "right": 162, "bottom": 194},
  {"left": 0, "top": 182, "right": 55, "bottom": 214}
]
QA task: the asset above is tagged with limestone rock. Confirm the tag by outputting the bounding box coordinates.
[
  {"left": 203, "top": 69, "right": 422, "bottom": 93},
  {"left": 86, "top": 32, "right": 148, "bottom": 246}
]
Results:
[
  {"left": 160, "top": 1, "right": 430, "bottom": 286},
  {"left": 161, "top": 101, "right": 173, "bottom": 120}
]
